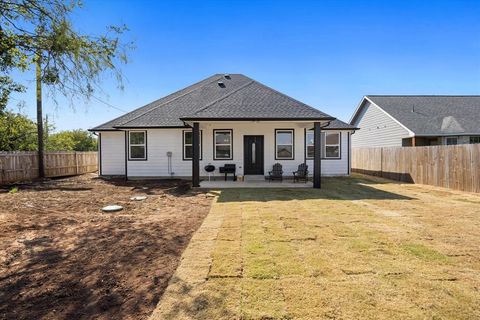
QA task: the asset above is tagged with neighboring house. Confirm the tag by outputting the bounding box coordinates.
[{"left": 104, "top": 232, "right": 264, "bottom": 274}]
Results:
[
  {"left": 90, "top": 74, "right": 357, "bottom": 188},
  {"left": 350, "top": 95, "right": 480, "bottom": 147}
]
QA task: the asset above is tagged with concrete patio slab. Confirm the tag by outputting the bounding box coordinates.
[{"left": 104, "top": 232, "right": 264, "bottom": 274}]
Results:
[{"left": 198, "top": 180, "right": 313, "bottom": 188}]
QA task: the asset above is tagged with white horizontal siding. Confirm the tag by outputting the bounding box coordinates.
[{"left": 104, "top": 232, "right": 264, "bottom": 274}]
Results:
[
  {"left": 100, "top": 132, "right": 125, "bottom": 175},
  {"left": 351, "top": 101, "right": 410, "bottom": 147},
  {"left": 306, "top": 131, "right": 350, "bottom": 176},
  {"left": 122, "top": 122, "right": 351, "bottom": 178},
  {"left": 126, "top": 129, "right": 188, "bottom": 177}
]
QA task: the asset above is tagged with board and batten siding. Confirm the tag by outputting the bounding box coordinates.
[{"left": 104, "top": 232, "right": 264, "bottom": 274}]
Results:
[
  {"left": 351, "top": 101, "right": 411, "bottom": 147},
  {"left": 100, "top": 122, "right": 352, "bottom": 178},
  {"left": 99, "top": 131, "right": 125, "bottom": 175}
]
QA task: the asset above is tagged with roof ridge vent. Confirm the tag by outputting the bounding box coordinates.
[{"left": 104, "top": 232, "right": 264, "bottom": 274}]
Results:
[{"left": 217, "top": 81, "right": 226, "bottom": 88}]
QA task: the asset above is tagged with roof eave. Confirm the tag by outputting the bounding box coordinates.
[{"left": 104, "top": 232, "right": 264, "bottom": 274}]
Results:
[
  {"left": 414, "top": 133, "right": 480, "bottom": 137},
  {"left": 88, "top": 128, "right": 121, "bottom": 132},
  {"left": 180, "top": 116, "right": 336, "bottom": 122},
  {"left": 322, "top": 127, "right": 359, "bottom": 130}
]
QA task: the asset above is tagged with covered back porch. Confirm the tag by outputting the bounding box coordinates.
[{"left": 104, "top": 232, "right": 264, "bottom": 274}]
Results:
[{"left": 185, "top": 120, "right": 327, "bottom": 189}]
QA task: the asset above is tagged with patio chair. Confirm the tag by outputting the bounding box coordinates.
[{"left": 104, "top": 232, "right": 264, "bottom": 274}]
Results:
[
  {"left": 293, "top": 163, "right": 309, "bottom": 183},
  {"left": 219, "top": 164, "right": 236, "bottom": 181},
  {"left": 268, "top": 163, "right": 283, "bottom": 182}
]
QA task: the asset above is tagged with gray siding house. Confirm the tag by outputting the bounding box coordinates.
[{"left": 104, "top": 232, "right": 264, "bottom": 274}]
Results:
[{"left": 350, "top": 96, "right": 480, "bottom": 147}]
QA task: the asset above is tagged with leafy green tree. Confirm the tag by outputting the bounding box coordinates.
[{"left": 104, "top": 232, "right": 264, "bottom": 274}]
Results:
[
  {"left": 47, "top": 129, "right": 97, "bottom": 151},
  {"left": 0, "top": 0, "right": 132, "bottom": 175},
  {"left": 45, "top": 131, "right": 74, "bottom": 151},
  {"left": 0, "top": 111, "right": 37, "bottom": 151}
]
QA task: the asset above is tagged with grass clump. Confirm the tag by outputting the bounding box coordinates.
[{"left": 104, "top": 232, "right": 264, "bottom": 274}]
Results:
[{"left": 402, "top": 243, "right": 449, "bottom": 262}]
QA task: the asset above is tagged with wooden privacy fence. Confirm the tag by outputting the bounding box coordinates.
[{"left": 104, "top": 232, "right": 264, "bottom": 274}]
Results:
[
  {"left": 352, "top": 145, "right": 480, "bottom": 193},
  {"left": 0, "top": 151, "right": 98, "bottom": 184}
]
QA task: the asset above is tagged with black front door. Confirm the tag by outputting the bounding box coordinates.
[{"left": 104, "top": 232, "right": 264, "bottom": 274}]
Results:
[{"left": 244, "top": 136, "right": 264, "bottom": 175}]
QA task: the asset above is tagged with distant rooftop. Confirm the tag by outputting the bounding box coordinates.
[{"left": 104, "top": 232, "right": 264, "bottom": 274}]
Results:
[{"left": 355, "top": 95, "right": 480, "bottom": 135}]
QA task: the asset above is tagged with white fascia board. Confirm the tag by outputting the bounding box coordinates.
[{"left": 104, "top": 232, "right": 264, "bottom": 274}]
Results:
[
  {"left": 363, "top": 96, "right": 416, "bottom": 137},
  {"left": 349, "top": 96, "right": 368, "bottom": 125}
]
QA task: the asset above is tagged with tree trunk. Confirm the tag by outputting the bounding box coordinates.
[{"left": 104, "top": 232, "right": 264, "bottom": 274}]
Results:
[{"left": 36, "top": 54, "right": 45, "bottom": 178}]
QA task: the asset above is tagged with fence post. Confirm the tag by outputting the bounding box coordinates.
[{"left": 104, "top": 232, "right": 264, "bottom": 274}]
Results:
[
  {"left": 75, "top": 151, "right": 78, "bottom": 175},
  {"left": 380, "top": 147, "right": 383, "bottom": 177}
]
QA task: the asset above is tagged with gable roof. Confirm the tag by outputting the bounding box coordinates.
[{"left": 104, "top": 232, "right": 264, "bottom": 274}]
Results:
[
  {"left": 351, "top": 95, "right": 480, "bottom": 136},
  {"left": 91, "top": 74, "right": 355, "bottom": 131}
]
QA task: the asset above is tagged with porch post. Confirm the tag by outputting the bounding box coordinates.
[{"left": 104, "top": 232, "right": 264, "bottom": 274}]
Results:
[
  {"left": 192, "top": 122, "right": 200, "bottom": 187},
  {"left": 313, "top": 122, "right": 321, "bottom": 188}
]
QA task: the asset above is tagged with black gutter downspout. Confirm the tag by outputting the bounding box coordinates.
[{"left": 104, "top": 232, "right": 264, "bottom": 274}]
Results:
[
  {"left": 124, "top": 131, "right": 128, "bottom": 181},
  {"left": 347, "top": 132, "right": 350, "bottom": 175},
  {"left": 192, "top": 122, "right": 200, "bottom": 187},
  {"left": 313, "top": 122, "right": 322, "bottom": 188},
  {"left": 98, "top": 133, "right": 102, "bottom": 176}
]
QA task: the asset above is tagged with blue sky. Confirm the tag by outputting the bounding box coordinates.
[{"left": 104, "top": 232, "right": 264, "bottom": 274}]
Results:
[{"left": 8, "top": 0, "right": 480, "bottom": 131}]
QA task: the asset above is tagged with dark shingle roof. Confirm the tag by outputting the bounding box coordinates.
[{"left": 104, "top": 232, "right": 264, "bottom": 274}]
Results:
[
  {"left": 324, "top": 119, "right": 357, "bottom": 130},
  {"left": 181, "top": 79, "right": 334, "bottom": 120},
  {"left": 92, "top": 74, "right": 233, "bottom": 129},
  {"left": 364, "top": 95, "right": 480, "bottom": 135},
  {"left": 91, "top": 74, "right": 355, "bottom": 131}
]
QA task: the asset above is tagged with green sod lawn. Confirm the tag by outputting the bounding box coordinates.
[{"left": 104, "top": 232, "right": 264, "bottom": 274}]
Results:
[{"left": 150, "top": 175, "right": 480, "bottom": 320}]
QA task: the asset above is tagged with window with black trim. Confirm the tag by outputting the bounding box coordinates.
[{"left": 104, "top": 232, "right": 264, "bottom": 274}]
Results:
[
  {"left": 275, "top": 129, "right": 294, "bottom": 159},
  {"left": 306, "top": 130, "right": 314, "bottom": 159},
  {"left": 325, "top": 132, "right": 340, "bottom": 158},
  {"left": 129, "top": 131, "right": 146, "bottom": 160},
  {"left": 214, "top": 129, "right": 232, "bottom": 160},
  {"left": 183, "top": 130, "right": 202, "bottom": 160},
  {"left": 446, "top": 137, "right": 458, "bottom": 145},
  {"left": 470, "top": 136, "right": 480, "bottom": 144}
]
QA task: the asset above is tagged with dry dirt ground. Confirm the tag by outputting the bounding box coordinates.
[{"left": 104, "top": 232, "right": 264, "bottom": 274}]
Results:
[
  {"left": 151, "top": 174, "right": 480, "bottom": 320},
  {"left": 0, "top": 173, "right": 212, "bottom": 320}
]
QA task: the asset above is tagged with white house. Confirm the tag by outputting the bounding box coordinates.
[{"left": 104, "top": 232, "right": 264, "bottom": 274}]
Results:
[
  {"left": 90, "top": 74, "right": 357, "bottom": 188},
  {"left": 350, "top": 95, "right": 480, "bottom": 147}
]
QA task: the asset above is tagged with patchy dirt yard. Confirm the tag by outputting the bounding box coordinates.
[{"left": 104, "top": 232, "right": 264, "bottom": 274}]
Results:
[
  {"left": 0, "top": 173, "right": 212, "bottom": 320},
  {"left": 151, "top": 174, "right": 480, "bottom": 319}
]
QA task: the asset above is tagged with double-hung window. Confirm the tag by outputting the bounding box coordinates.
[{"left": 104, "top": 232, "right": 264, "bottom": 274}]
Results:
[
  {"left": 275, "top": 129, "right": 294, "bottom": 159},
  {"left": 305, "top": 130, "right": 341, "bottom": 159},
  {"left": 128, "top": 131, "right": 146, "bottom": 160},
  {"left": 214, "top": 129, "right": 233, "bottom": 160},
  {"left": 305, "top": 130, "right": 315, "bottom": 159},
  {"left": 324, "top": 132, "right": 340, "bottom": 158},
  {"left": 183, "top": 130, "right": 202, "bottom": 160}
]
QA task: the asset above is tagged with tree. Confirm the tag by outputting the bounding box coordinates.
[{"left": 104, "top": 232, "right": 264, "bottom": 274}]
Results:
[
  {"left": 0, "top": 1, "right": 132, "bottom": 176},
  {"left": 0, "top": 111, "right": 38, "bottom": 151},
  {"left": 46, "top": 129, "right": 97, "bottom": 151}
]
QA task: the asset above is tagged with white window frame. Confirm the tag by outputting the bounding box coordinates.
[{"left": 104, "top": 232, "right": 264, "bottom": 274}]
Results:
[
  {"left": 324, "top": 132, "right": 341, "bottom": 159},
  {"left": 275, "top": 129, "right": 294, "bottom": 160},
  {"left": 214, "top": 129, "right": 233, "bottom": 160},
  {"left": 128, "top": 131, "right": 147, "bottom": 160},
  {"left": 183, "top": 130, "right": 202, "bottom": 160}
]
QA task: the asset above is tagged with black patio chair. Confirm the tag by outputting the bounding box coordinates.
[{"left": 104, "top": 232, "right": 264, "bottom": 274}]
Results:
[
  {"left": 293, "top": 163, "right": 309, "bottom": 183},
  {"left": 268, "top": 163, "right": 283, "bottom": 182},
  {"left": 219, "top": 164, "right": 236, "bottom": 181}
]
